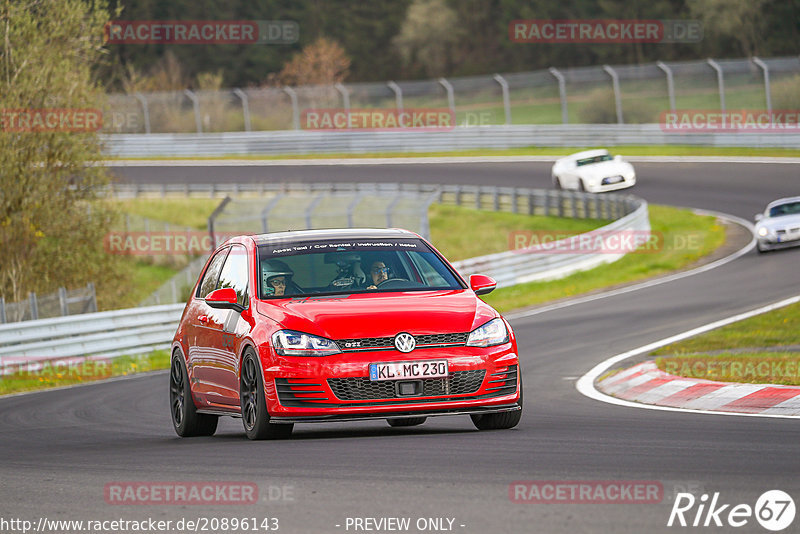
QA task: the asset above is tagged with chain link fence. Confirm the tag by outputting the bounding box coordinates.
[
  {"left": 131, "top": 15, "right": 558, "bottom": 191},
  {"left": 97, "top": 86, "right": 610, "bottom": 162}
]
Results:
[
  {"left": 102, "top": 56, "right": 800, "bottom": 134},
  {"left": 0, "top": 284, "right": 97, "bottom": 324}
]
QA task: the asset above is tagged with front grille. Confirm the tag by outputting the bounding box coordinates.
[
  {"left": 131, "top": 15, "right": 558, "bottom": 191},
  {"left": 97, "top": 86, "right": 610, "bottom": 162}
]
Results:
[
  {"left": 336, "top": 332, "right": 469, "bottom": 351},
  {"left": 485, "top": 365, "right": 518, "bottom": 396},
  {"left": 328, "top": 370, "right": 486, "bottom": 401}
]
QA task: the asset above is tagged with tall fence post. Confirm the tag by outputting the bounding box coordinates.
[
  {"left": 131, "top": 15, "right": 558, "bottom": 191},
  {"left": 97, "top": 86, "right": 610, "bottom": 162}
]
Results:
[
  {"left": 233, "top": 88, "right": 251, "bottom": 132},
  {"left": 134, "top": 92, "right": 151, "bottom": 134},
  {"left": 208, "top": 196, "right": 232, "bottom": 248},
  {"left": 335, "top": 83, "right": 350, "bottom": 118},
  {"left": 29, "top": 292, "right": 38, "bottom": 320},
  {"left": 706, "top": 58, "right": 726, "bottom": 112},
  {"left": 656, "top": 61, "right": 676, "bottom": 112},
  {"left": 603, "top": 65, "right": 624, "bottom": 124},
  {"left": 387, "top": 81, "right": 403, "bottom": 112},
  {"left": 0, "top": 297, "right": 6, "bottom": 324},
  {"left": 58, "top": 287, "right": 68, "bottom": 316},
  {"left": 183, "top": 89, "right": 202, "bottom": 133},
  {"left": 438, "top": 78, "right": 455, "bottom": 116},
  {"left": 87, "top": 283, "right": 97, "bottom": 313},
  {"left": 493, "top": 74, "right": 512, "bottom": 125},
  {"left": 549, "top": 67, "right": 568, "bottom": 124},
  {"left": 283, "top": 87, "right": 300, "bottom": 130},
  {"left": 752, "top": 57, "right": 772, "bottom": 116}
]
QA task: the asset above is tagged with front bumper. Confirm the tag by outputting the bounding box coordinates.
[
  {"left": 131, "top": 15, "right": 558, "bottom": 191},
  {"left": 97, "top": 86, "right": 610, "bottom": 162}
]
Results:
[
  {"left": 587, "top": 175, "right": 636, "bottom": 193},
  {"left": 262, "top": 344, "right": 521, "bottom": 418}
]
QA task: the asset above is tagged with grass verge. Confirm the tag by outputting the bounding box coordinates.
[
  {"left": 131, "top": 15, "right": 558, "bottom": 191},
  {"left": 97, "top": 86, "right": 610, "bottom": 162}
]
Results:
[
  {"left": 482, "top": 205, "right": 726, "bottom": 313},
  {"left": 0, "top": 350, "right": 170, "bottom": 396},
  {"left": 653, "top": 301, "right": 800, "bottom": 386}
]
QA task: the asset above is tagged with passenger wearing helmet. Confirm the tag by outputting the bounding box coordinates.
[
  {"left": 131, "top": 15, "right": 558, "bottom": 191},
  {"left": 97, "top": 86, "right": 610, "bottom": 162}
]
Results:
[{"left": 261, "top": 259, "right": 298, "bottom": 297}]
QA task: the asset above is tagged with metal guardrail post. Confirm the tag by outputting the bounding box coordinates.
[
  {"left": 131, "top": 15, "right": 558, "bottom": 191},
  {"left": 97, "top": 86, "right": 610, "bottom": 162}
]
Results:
[
  {"left": 0, "top": 297, "right": 5, "bottom": 324},
  {"left": 475, "top": 187, "right": 482, "bottom": 209},
  {"left": 134, "top": 92, "right": 151, "bottom": 134},
  {"left": 387, "top": 81, "right": 403, "bottom": 112},
  {"left": 549, "top": 67, "right": 568, "bottom": 124},
  {"left": 603, "top": 65, "right": 624, "bottom": 124},
  {"left": 706, "top": 59, "right": 726, "bottom": 112},
  {"left": 29, "top": 292, "right": 38, "bottom": 320},
  {"left": 493, "top": 74, "right": 512, "bottom": 125},
  {"left": 656, "top": 61, "right": 676, "bottom": 112},
  {"left": 58, "top": 287, "right": 68, "bottom": 316},
  {"left": 438, "top": 78, "right": 455, "bottom": 115},
  {"left": 752, "top": 57, "right": 772, "bottom": 116},
  {"left": 511, "top": 188, "right": 518, "bottom": 213},
  {"left": 492, "top": 188, "right": 499, "bottom": 211},
  {"left": 233, "top": 88, "right": 251, "bottom": 132},
  {"left": 184, "top": 89, "right": 202, "bottom": 133},
  {"left": 283, "top": 87, "right": 300, "bottom": 130}
]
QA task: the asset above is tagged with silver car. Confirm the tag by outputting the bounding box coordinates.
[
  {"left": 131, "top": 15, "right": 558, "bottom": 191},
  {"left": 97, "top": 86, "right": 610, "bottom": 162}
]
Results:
[{"left": 755, "top": 196, "right": 800, "bottom": 253}]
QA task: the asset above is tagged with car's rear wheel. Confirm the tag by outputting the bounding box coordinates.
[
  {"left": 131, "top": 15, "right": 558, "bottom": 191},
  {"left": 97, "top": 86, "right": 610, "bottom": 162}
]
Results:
[
  {"left": 387, "top": 417, "right": 427, "bottom": 427},
  {"left": 170, "top": 351, "right": 218, "bottom": 437},
  {"left": 470, "top": 382, "right": 523, "bottom": 430},
  {"left": 240, "top": 349, "right": 293, "bottom": 440}
]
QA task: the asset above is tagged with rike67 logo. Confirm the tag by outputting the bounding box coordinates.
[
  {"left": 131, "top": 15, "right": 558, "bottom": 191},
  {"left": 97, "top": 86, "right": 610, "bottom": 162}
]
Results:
[{"left": 668, "top": 490, "right": 795, "bottom": 531}]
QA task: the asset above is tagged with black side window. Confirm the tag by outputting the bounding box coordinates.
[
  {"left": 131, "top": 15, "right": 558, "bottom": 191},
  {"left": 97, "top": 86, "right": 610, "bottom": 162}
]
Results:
[
  {"left": 216, "top": 245, "right": 249, "bottom": 308},
  {"left": 197, "top": 248, "right": 229, "bottom": 299}
]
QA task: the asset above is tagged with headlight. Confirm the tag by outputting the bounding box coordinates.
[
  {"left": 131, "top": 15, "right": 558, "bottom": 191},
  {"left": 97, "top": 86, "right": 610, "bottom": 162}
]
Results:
[
  {"left": 757, "top": 227, "right": 769, "bottom": 237},
  {"left": 466, "top": 318, "right": 509, "bottom": 347},
  {"left": 271, "top": 330, "right": 341, "bottom": 356}
]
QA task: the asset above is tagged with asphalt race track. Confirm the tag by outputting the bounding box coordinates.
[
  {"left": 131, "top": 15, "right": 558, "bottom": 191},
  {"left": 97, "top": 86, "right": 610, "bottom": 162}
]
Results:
[{"left": 2, "top": 160, "right": 799, "bottom": 533}]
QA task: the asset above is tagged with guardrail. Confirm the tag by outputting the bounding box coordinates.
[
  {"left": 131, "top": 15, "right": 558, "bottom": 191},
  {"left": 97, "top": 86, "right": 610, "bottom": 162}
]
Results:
[
  {"left": 1, "top": 188, "right": 648, "bottom": 361},
  {"left": 102, "top": 125, "right": 800, "bottom": 158}
]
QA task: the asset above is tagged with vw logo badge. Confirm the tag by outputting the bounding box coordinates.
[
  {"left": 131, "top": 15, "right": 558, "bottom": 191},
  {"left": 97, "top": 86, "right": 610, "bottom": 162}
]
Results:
[{"left": 394, "top": 332, "right": 416, "bottom": 353}]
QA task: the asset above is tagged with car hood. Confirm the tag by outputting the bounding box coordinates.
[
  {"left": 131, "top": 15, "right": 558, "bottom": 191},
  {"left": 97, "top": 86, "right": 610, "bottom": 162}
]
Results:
[
  {"left": 758, "top": 213, "right": 800, "bottom": 231},
  {"left": 256, "top": 289, "right": 497, "bottom": 340},
  {"left": 577, "top": 161, "right": 632, "bottom": 181}
]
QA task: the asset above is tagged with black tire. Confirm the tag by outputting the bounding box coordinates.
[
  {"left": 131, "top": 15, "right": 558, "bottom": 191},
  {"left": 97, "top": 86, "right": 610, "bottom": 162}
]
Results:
[
  {"left": 470, "top": 382, "right": 523, "bottom": 431},
  {"left": 170, "top": 351, "right": 218, "bottom": 437},
  {"left": 387, "top": 417, "right": 427, "bottom": 427},
  {"left": 578, "top": 179, "right": 586, "bottom": 192},
  {"left": 240, "top": 349, "right": 293, "bottom": 440},
  {"left": 553, "top": 176, "right": 562, "bottom": 190}
]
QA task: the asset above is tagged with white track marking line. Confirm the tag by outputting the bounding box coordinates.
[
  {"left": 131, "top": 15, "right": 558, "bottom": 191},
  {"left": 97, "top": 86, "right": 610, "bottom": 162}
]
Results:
[
  {"left": 507, "top": 210, "right": 756, "bottom": 321},
  {"left": 576, "top": 294, "right": 800, "bottom": 419}
]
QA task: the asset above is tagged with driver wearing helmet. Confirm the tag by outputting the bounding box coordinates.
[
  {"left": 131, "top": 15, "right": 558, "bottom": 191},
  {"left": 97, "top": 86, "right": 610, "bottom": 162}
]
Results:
[{"left": 261, "top": 259, "right": 297, "bottom": 297}]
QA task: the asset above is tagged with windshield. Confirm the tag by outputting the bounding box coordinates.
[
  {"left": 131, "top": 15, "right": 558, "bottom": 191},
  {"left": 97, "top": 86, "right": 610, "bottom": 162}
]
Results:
[
  {"left": 576, "top": 154, "right": 613, "bottom": 166},
  {"left": 257, "top": 238, "right": 464, "bottom": 298},
  {"left": 769, "top": 201, "right": 800, "bottom": 218}
]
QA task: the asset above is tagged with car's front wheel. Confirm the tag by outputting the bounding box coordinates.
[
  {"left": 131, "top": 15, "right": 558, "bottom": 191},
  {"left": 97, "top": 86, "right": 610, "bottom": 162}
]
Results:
[
  {"left": 170, "top": 351, "right": 218, "bottom": 437},
  {"left": 387, "top": 417, "right": 427, "bottom": 427},
  {"left": 470, "top": 383, "right": 523, "bottom": 430},
  {"left": 553, "top": 176, "right": 562, "bottom": 189},
  {"left": 240, "top": 349, "right": 293, "bottom": 440}
]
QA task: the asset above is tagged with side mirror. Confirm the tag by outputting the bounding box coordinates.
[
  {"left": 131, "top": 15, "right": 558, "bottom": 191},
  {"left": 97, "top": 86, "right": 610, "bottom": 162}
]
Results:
[
  {"left": 754, "top": 213, "right": 763, "bottom": 222},
  {"left": 469, "top": 274, "right": 497, "bottom": 296},
  {"left": 205, "top": 287, "right": 244, "bottom": 312}
]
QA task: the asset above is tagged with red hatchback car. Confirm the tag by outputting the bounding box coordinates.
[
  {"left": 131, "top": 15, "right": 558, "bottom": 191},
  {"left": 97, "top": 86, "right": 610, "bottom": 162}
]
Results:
[{"left": 170, "top": 228, "right": 522, "bottom": 439}]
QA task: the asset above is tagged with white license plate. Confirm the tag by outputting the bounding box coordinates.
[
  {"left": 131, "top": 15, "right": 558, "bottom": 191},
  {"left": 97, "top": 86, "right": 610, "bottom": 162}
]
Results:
[
  {"left": 369, "top": 360, "right": 448, "bottom": 381},
  {"left": 604, "top": 176, "right": 623, "bottom": 184}
]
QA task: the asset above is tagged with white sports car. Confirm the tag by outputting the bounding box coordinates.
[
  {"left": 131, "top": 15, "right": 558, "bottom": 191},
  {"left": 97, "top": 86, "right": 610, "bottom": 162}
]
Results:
[
  {"left": 755, "top": 196, "right": 800, "bottom": 253},
  {"left": 551, "top": 149, "right": 636, "bottom": 193}
]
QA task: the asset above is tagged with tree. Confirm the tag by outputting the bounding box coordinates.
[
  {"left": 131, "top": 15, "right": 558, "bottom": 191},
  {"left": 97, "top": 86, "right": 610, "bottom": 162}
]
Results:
[
  {"left": 688, "top": 0, "right": 768, "bottom": 57},
  {"left": 0, "top": 0, "right": 124, "bottom": 308},
  {"left": 393, "top": 0, "right": 462, "bottom": 77},
  {"left": 265, "top": 36, "right": 350, "bottom": 87}
]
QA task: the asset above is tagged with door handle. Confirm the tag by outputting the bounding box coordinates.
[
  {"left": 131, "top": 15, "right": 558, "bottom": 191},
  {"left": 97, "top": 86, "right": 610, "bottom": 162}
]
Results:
[{"left": 198, "top": 315, "right": 209, "bottom": 323}]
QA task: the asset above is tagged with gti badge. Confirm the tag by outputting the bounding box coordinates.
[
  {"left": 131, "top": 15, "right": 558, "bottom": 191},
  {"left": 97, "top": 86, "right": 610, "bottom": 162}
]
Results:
[{"left": 394, "top": 332, "right": 416, "bottom": 353}]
